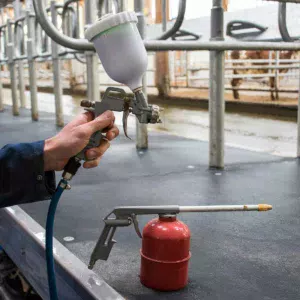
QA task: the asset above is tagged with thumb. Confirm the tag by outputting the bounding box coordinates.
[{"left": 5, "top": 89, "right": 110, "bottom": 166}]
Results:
[{"left": 80, "top": 110, "right": 114, "bottom": 135}]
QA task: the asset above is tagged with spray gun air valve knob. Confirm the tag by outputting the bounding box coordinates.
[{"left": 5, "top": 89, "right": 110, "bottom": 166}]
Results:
[{"left": 81, "top": 100, "right": 95, "bottom": 108}]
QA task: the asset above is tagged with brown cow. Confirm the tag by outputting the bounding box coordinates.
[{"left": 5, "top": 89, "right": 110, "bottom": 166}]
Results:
[{"left": 230, "top": 50, "right": 297, "bottom": 100}]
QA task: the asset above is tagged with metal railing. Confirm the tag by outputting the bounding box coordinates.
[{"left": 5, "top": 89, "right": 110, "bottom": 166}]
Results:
[
  {"left": 1, "top": 0, "right": 300, "bottom": 168},
  {"left": 170, "top": 52, "right": 300, "bottom": 96}
]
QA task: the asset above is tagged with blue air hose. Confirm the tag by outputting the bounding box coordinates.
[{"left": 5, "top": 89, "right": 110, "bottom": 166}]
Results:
[{"left": 46, "top": 179, "right": 68, "bottom": 300}]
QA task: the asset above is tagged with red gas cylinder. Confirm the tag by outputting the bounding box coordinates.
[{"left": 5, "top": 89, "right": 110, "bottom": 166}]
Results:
[{"left": 140, "top": 214, "right": 191, "bottom": 291}]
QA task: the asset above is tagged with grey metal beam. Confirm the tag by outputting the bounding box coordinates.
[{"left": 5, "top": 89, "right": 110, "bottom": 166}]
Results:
[
  {"left": 26, "top": 9, "right": 38, "bottom": 121},
  {"left": 0, "top": 206, "right": 124, "bottom": 300},
  {"left": 51, "top": 1, "right": 64, "bottom": 127},
  {"left": 135, "top": 0, "right": 148, "bottom": 150},
  {"left": 144, "top": 40, "right": 300, "bottom": 51},
  {"left": 14, "top": 0, "right": 26, "bottom": 108},
  {"left": 33, "top": 0, "right": 94, "bottom": 51},
  {"left": 32, "top": 0, "right": 300, "bottom": 52},
  {"left": 297, "top": 63, "right": 300, "bottom": 157},
  {"left": 7, "top": 18, "right": 19, "bottom": 116},
  {"left": 85, "top": 0, "right": 99, "bottom": 103},
  {"left": 0, "top": 70, "right": 3, "bottom": 112},
  {"left": 209, "top": 0, "right": 224, "bottom": 169}
]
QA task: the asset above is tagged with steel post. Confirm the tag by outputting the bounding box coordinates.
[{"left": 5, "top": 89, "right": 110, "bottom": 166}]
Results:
[
  {"left": 7, "top": 19, "right": 19, "bottom": 116},
  {"left": 297, "top": 62, "right": 300, "bottom": 157},
  {"left": 0, "top": 71, "right": 3, "bottom": 112},
  {"left": 51, "top": 1, "right": 64, "bottom": 127},
  {"left": 162, "top": 0, "right": 167, "bottom": 32},
  {"left": 275, "top": 51, "right": 280, "bottom": 99},
  {"left": 135, "top": 0, "right": 148, "bottom": 150},
  {"left": 85, "top": 0, "right": 99, "bottom": 103},
  {"left": 209, "top": 0, "right": 224, "bottom": 169},
  {"left": 26, "top": 10, "right": 38, "bottom": 121},
  {"left": 119, "top": 0, "right": 126, "bottom": 11},
  {"left": 14, "top": 0, "right": 26, "bottom": 108}
]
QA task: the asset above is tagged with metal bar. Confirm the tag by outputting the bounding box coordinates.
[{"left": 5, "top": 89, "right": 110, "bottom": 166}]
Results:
[
  {"left": 0, "top": 69, "right": 3, "bottom": 112},
  {"left": 278, "top": 3, "right": 297, "bottom": 42},
  {"left": 190, "top": 65, "right": 300, "bottom": 71},
  {"left": 226, "top": 59, "right": 300, "bottom": 63},
  {"left": 7, "top": 19, "right": 19, "bottom": 116},
  {"left": 162, "top": 0, "right": 167, "bottom": 32},
  {"left": 189, "top": 72, "right": 296, "bottom": 79},
  {"left": 135, "top": 0, "right": 148, "bottom": 150},
  {"left": 26, "top": 9, "right": 38, "bottom": 121},
  {"left": 85, "top": 0, "right": 99, "bottom": 103},
  {"left": 275, "top": 51, "right": 280, "bottom": 99},
  {"left": 179, "top": 204, "right": 272, "bottom": 212},
  {"left": 209, "top": 0, "right": 224, "bottom": 169},
  {"left": 14, "top": 0, "right": 26, "bottom": 108},
  {"left": 32, "top": 0, "right": 94, "bottom": 51},
  {"left": 51, "top": 1, "right": 64, "bottom": 127},
  {"left": 297, "top": 62, "right": 300, "bottom": 157},
  {"left": 144, "top": 40, "right": 300, "bottom": 51},
  {"left": 171, "top": 86, "right": 299, "bottom": 93},
  {"left": 155, "top": 0, "right": 186, "bottom": 40},
  {"left": 0, "top": 206, "right": 124, "bottom": 300},
  {"left": 32, "top": 0, "right": 300, "bottom": 52}
]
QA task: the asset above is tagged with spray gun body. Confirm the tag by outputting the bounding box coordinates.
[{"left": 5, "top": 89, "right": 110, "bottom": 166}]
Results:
[{"left": 62, "top": 11, "right": 161, "bottom": 179}]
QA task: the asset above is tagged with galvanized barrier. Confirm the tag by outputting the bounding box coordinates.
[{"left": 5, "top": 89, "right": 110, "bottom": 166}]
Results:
[{"left": 1, "top": 0, "right": 300, "bottom": 167}]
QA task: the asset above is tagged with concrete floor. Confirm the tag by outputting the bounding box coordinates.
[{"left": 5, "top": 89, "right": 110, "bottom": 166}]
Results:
[{"left": 1, "top": 106, "right": 300, "bottom": 299}]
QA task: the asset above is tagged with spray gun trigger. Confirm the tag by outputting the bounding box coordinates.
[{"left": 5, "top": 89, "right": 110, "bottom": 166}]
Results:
[
  {"left": 123, "top": 99, "right": 132, "bottom": 140},
  {"left": 131, "top": 214, "right": 142, "bottom": 238}
]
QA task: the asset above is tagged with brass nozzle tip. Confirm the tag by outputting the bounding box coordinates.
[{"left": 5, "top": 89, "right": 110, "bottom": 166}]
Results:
[{"left": 258, "top": 204, "right": 272, "bottom": 211}]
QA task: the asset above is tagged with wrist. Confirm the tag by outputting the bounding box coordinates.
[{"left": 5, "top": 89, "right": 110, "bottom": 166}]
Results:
[{"left": 44, "top": 138, "right": 57, "bottom": 172}]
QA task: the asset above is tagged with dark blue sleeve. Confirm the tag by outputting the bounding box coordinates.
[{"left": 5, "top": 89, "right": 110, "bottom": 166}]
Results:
[{"left": 0, "top": 141, "right": 56, "bottom": 208}]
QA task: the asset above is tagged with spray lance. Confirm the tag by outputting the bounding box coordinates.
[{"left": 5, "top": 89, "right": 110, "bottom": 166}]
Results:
[{"left": 46, "top": 11, "right": 161, "bottom": 300}]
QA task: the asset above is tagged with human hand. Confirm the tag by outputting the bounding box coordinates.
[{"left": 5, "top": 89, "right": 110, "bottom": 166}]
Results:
[{"left": 44, "top": 110, "right": 119, "bottom": 171}]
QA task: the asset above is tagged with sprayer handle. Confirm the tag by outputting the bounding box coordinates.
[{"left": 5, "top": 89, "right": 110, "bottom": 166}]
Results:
[{"left": 76, "top": 130, "right": 104, "bottom": 161}]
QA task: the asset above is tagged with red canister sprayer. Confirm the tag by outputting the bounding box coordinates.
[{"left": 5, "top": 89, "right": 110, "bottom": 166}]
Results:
[{"left": 88, "top": 204, "right": 272, "bottom": 291}]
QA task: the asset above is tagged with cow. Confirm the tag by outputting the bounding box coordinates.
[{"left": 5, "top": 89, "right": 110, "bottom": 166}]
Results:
[{"left": 230, "top": 50, "right": 297, "bottom": 101}]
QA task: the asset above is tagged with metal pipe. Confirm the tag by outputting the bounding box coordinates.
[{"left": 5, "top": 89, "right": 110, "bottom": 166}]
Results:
[
  {"left": 226, "top": 59, "right": 300, "bottom": 63},
  {"left": 85, "top": 0, "right": 99, "bottom": 103},
  {"left": 209, "top": 0, "right": 224, "bottom": 169},
  {"left": 155, "top": 0, "right": 186, "bottom": 40},
  {"left": 32, "top": 0, "right": 94, "bottom": 51},
  {"left": 14, "top": 0, "right": 26, "bottom": 108},
  {"left": 190, "top": 72, "right": 296, "bottom": 79},
  {"left": 190, "top": 65, "right": 300, "bottom": 71},
  {"left": 26, "top": 9, "right": 38, "bottom": 121},
  {"left": 0, "top": 70, "right": 3, "bottom": 112},
  {"left": 297, "top": 61, "right": 300, "bottom": 157},
  {"left": 179, "top": 204, "right": 272, "bottom": 212},
  {"left": 135, "top": 0, "right": 148, "bottom": 150},
  {"left": 144, "top": 40, "right": 300, "bottom": 51},
  {"left": 51, "top": 1, "right": 64, "bottom": 127},
  {"left": 31, "top": 0, "right": 300, "bottom": 52},
  {"left": 275, "top": 51, "right": 280, "bottom": 99},
  {"left": 7, "top": 19, "right": 19, "bottom": 116},
  {"left": 278, "top": 3, "right": 298, "bottom": 42},
  {"left": 162, "top": 0, "right": 167, "bottom": 32}
]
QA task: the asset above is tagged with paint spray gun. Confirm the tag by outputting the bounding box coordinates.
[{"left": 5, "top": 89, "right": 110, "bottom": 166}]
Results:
[{"left": 63, "top": 12, "right": 161, "bottom": 180}]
